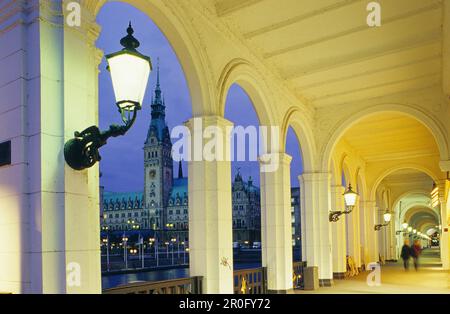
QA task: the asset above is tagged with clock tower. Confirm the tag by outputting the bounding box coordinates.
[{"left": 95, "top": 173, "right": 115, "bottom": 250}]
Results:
[{"left": 144, "top": 62, "right": 173, "bottom": 230}]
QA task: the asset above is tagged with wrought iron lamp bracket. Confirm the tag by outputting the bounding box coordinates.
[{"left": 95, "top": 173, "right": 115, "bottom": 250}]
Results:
[
  {"left": 64, "top": 107, "right": 138, "bottom": 171},
  {"left": 374, "top": 222, "right": 390, "bottom": 231},
  {"left": 329, "top": 206, "right": 354, "bottom": 222}
]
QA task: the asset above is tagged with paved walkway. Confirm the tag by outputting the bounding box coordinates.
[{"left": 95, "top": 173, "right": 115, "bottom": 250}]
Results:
[{"left": 298, "top": 248, "right": 450, "bottom": 294}]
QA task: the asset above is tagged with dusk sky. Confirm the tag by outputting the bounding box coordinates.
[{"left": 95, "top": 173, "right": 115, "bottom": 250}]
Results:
[{"left": 97, "top": 2, "right": 303, "bottom": 193}]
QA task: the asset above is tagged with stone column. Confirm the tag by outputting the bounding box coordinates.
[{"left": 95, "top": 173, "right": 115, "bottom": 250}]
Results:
[
  {"left": 346, "top": 197, "right": 362, "bottom": 269},
  {"left": 359, "top": 200, "right": 370, "bottom": 269},
  {"left": 299, "top": 172, "right": 333, "bottom": 286},
  {"left": 378, "top": 208, "right": 389, "bottom": 261},
  {"left": 0, "top": 0, "right": 32, "bottom": 293},
  {"left": 439, "top": 182, "right": 449, "bottom": 270},
  {"left": 365, "top": 201, "right": 379, "bottom": 264},
  {"left": 186, "top": 116, "right": 234, "bottom": 294},
  {"left": 259, "top": 152, "right": 293, "bottom": 293},
  {"left": 388, "top": 217, "right": 397, "bottom": 260},
  {"left": 0, "top": 1, "right": 102, "bottom": 293},
  {"left": 330, "top": 185, "right": 346, "bottom": 279}
]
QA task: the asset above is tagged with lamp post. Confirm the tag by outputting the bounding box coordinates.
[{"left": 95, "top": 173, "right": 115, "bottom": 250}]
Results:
[
  {"left": 182, "top": 241, "right": 186, "bottom": 264},
  {"left": 165, "top": 241, "right": 170, "bottom": 260},
  {"left": 122, "top": 236, "right": 129, "bottom": 270},
  {"left": 102, "top": 237, "right": 110, "bottom": 272},
  {"left": 329, "top": 184, "right": 358, "bottom": 222},
  {"left": 64, "top": 23, "right": 152, "bottom": 170},
  {"left": 171, "top": 237, "right": 176, "bottom": 265},
  {"left": 138, "top": 233, "right": 144, "bottom": 269},
  {"left": 149, "top": 237, "right": 155, "bottom": 260},
  {"left": 374, "top": 209, "right": 392, "bottom": 231},
  {"left": 101, "top": 225, "right": 110, "bottom": 271}
]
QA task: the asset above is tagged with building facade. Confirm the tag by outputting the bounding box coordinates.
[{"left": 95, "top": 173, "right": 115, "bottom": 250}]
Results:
[{"left": 101, "top": 66, "right": 292, "bottom": 245}]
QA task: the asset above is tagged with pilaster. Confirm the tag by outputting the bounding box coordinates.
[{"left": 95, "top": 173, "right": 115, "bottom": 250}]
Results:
[{"left": 0, "top": 0, "right": 102, "bottom": 293}]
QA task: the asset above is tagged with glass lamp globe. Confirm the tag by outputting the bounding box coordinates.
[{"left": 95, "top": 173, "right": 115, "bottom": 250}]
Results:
[
  {"left": 407, "top": 226, "right": 413, "bottom": 232},
  {"left": 402, "top": 222, "right": 409, "bottom": 230},
  {"left": 343, "top": 184, "right": 358, "bottom": 207},
  {"left": 106, "top": 23, "right": 152, "bottom": 112},
  {"left": 383, "top": 210, "right": 392, "bottom": 223},
  {"left": 413, "top": 229, "right": 417, "bottom": 234}
]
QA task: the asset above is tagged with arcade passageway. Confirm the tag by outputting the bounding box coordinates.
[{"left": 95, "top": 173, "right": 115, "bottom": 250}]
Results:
[{"left": 300, "top": 248, "right": 449, "bottom": 294}]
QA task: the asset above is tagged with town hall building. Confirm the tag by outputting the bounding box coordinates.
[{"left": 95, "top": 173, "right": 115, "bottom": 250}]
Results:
[{"left": 100, "top": 66, "right": 288, "bottom": 244}]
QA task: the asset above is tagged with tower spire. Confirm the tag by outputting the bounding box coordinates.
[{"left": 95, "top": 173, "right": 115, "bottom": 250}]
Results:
[
  {"left": 156, "top": 57, "right": 160, "bottom": 89},
  {"left": 153, "top": 57, "right": 162, "bottom": 105},
  {"left": 147, "top": 58, "right": 167, "bottom": 143},
  {"left": 178, "top": 160, "right": 183, "bottom": 179}
]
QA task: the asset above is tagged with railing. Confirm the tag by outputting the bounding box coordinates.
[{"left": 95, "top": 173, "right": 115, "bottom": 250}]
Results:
[
  {"left": 293, "top": 261, "right": 306, "bottom": 290},
  {"left": 103, "top": 262, "right": 305, "bottom": 294},
  {"left": 233, "top": 267, "right": 267, "bottom": 294},
  {"left": 102, "top": 276, "right": 202, "bottom": 294}
]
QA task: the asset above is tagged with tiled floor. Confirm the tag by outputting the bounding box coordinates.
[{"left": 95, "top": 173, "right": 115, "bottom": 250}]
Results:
[{"left": 297, "top": 248, "right": 450, "bottom": 294}]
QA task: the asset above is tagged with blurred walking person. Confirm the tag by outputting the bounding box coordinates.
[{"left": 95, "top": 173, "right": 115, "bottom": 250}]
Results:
[
  {"left": 411, "top": 240, "right": 422, "bottom": 271},
  {"left": 400, "top": 240, "right": 411, "bottom": 271}
]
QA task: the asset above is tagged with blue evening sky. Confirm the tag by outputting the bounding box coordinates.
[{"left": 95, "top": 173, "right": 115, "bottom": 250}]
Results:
[{"left": 97, "top": 2, "right": 303, "bottom": 193}]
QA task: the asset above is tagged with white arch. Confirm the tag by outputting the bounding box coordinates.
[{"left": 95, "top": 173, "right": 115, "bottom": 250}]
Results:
[
  {"left": 369, "top": 164, "right": 440, "bottom": 201},
  {"left": 322, "top": 104, "right": 449, "bottom": 171},
  {"left": 392, "top": 190, "right": 432, "bottom": 217},
  {"left": 90, "top": 0, "right": 214, "bottom": 116},
  {"left": 401, "top": 205, "right": 440, "bottom": 226},
  {"left": 217, "top": 58, "right": 276, "bottom": 126},
  {"left": 281, "top": 107, "right": 316, "bottom": 173}
]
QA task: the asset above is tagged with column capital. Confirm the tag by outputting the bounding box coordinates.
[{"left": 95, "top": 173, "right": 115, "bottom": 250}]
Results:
[
  {"left": 298, "top": 172, "right": 330, "bottom": 182},
  {"left": 259, "top": 152, "right": 292, "bottom": 166},
  {"left": 185, "top": 115, "right": 234, "bottom": 130}
]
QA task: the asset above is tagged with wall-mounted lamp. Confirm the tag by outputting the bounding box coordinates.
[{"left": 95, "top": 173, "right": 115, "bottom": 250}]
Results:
[
  {"left": 329, "top": 184, "right": 358, "bottom": 222},
  {"left": 64, "top": 23, "right": 152, "bottom": 170},
  {"left": 396, "top": 222, "right": 409, "bottom": 235},
  {"left": 374, "top": 209, "right": 392, "bottom": 231}
]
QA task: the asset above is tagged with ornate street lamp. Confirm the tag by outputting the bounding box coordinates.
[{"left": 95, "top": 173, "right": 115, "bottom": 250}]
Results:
[
  {"left": 64, "top": 23, "right": 152, "bottom": 170},
  {"left": 329, "top": 184, "right": 358, "bottom": 222},
  {"left": 375, "top": 209, "right": 392, "bottom": 231},
  {"left": 396, "top": 222, "right": 409, "bottom": 235}
]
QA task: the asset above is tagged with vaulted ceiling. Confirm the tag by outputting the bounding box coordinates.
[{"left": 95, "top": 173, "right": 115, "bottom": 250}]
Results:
[
  {"left": 381, "top": 169, "right": 440, "bottom": 231},
  {"left": 212, "top": 0, "right": 443, "bottom": 108},
  {"left": 340, "top": 112, "right": 440, "bottom": 163}
]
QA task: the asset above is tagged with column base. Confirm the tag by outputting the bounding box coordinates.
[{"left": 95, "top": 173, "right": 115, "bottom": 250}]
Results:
[
  {"left": 333, "top": 272, "right": 345, "bottom": 279},
  {"left": 267, "top": 288, "right": 295, "bottom": 294},
  {"left": 386, "top": 259, "right": 398, "bottom": 263},
  {"left": 319, "top": 279, "right": 334, "bottom": 287}
]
